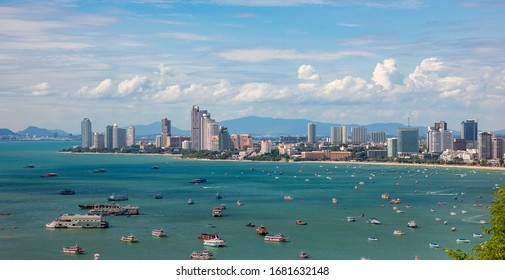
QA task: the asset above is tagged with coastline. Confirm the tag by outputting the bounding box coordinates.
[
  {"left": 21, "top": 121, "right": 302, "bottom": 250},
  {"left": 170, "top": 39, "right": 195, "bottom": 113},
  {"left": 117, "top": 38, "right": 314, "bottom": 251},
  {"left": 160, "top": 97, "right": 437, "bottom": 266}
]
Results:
[{"left": 59, "top": 151, "right": 505, "bottom": 172}]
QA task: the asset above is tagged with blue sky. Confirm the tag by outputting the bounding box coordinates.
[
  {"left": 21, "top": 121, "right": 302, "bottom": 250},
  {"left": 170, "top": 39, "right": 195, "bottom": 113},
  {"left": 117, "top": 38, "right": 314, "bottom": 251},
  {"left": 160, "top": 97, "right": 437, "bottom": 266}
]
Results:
[{"left": 1, "top": 0, "right": 504, "bottom": 134}]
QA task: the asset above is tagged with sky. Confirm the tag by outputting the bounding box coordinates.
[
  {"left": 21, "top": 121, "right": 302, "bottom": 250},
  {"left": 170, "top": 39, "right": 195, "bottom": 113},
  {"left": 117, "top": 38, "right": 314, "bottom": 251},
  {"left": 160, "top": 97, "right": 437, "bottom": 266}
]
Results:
[{"left": 1, "top": 0, "right": 504, "bottom": 134}]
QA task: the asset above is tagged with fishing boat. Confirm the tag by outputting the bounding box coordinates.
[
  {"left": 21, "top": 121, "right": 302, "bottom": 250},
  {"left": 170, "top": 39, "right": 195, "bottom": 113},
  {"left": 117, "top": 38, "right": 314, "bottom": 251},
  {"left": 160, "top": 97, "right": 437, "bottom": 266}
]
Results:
[
  {"left": 255, "top": 226, "right": 268, "bottom": 235},
  {"left": 332, "top": 197, "right": 338, "bottom": 204},
  {"left": 41, "top": 172, "right": 58, "bottom": 177},
  {"left": 190, "top": 250, "right": 213, "bottom": 260},
  {"left": 381, "top": 193, "right": 390, "bottom": 199},
  {"left": 61, "top": 245, "right": 85, "bottom": 254},
  {"left": 390, "top": 198, "right": 402, "bottom": 204},
  {"left": 203, "top": 238, "right": 226, "bottom": 247},
  {"left": 264, "top": 233, "right": 288, "bottom": 242},
  {"left": 283, "top": 195, "right": 294, "bottom": 200},
  {"left": 236, "top": 200, "right": 243, "bottom": 206},
  {"left": 151, "top": 229, "right": 167, "bottom": 237},
  {"left": 120, "top": 234, "right": 138, "bottom": 243},
  {"left": 151, "top": 166, "right": 160, "bottom": 170}
]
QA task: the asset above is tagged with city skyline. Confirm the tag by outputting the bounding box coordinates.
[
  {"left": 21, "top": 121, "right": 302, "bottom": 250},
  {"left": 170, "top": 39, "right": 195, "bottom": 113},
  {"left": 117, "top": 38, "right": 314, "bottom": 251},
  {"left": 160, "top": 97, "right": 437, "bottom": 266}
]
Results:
[{"left": 1, "top": 1, "right": 505, "bottom": 133}]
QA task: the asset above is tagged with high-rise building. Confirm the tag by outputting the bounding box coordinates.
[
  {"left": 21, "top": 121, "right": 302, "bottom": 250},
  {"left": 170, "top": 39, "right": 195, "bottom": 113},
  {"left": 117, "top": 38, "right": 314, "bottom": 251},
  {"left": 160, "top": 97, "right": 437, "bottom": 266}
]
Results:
[
  {"left": 370, "top": 131, "right": 386, "bottom": 144},
  {"left": 260, "top": 140, "right": 272, "bottom": 154},
  {"left": 112, "top": 124, "right": 126, "bottom": 149},
  {"left": 81, "top": 118, "right": 92, "bottom": 148},
  {"left": 105, "top": 125, "right": 113, "bottom": 149},
  {"left": 351, "top": 126, "right": 367, "bottom": 145},
  {"left": 161, "top": 118, "right": 171, "bottom": 147},
  {"left": 191, "top": 105, "right": 208, "bottom": 150},
  {"left": 397, "top": 127, "right": 419, "bottom": 154},
  {"left": 307, "top": 123, "right": 316, "bottom": 144},
  {"left": 387, "top": 138, "right": 398, "bottom": 158},
  {"left": 427, "top": 121, "right": 453, "bottom": 153},
  {"left": 93, "top": 132, "right": 105, "bottom": 149},
  {"left": 478, "top": 132, "right": 493, "bottom": 160},
  {"left": 330, "top": 127, "right": 338, "bottom": 145},
  {"left": 127, "top": 126, "right": 135, "bottom": 146},
  {"left": 218, "top": 126, "right": 232, "bottom": 151},
  {"left": 492, "top": 138, "right": 504, "bottom": 160},
  {"left": 461, "top": 119, "right": 478, "bottom": 149},
  {"left": 239, "top": 134, "right": 253, "bottom": 149}
]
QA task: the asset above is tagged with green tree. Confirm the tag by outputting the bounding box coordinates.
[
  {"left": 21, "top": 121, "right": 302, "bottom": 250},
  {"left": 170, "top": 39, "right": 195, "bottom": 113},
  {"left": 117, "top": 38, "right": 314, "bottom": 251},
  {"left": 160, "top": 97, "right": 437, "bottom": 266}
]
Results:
[{"left": 445, "top": 186, "right": 505, "bottom": 260}]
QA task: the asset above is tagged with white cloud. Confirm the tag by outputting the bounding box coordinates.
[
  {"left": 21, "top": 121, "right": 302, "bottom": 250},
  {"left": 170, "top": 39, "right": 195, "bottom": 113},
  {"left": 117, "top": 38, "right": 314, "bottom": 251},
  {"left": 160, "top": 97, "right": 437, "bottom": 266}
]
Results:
[
  {"left": 31, "top": 82, "right": 52, "bottom": 96},
  {"left": 160, "top": 32, "right": 213, "bottom": 41},
  {"left": 218, "top": 48, "right": 374, "bottom": 62},
  {"left": 322, "top": 76, "right": 373, "bottom": 101},
  {"left": 75, "top": 79, "right": 114, "bottom": 99},
  {"left": 372, "top": 58, "right": 403, "bottom": 89},
  {"left": 117, "top": 75, "right": 151, "bottom": 96},
  {"left": 298, "top": 64, "right": 320, "bottom": 81},
  {"left": 406, "top": 57, "right": 448, "bottom": 89}
]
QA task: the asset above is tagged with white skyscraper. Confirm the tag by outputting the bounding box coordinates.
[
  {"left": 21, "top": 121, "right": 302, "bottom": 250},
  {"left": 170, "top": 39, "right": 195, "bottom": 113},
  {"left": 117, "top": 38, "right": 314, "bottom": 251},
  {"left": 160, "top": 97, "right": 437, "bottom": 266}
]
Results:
[
  {"left": 81, "top": 118, "right": 92, "bottom": 148},
  {"left": 307, "top": 123, "right": 316, "bottom": 144}
]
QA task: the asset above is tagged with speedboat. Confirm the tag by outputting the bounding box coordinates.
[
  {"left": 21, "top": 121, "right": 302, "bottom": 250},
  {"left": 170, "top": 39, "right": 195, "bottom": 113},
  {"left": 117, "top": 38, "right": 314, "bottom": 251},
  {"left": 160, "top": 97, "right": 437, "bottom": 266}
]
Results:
[
  {"left": 151, "top": 229, "right": 167, "bottom": 237},
  {"left": 429, "top": 243, "right": 440, "bottom": 248},
  {"left": 120, "top": 234, "right": 138, "bottom": 243},
  {"left": 473, "top": 233, "right": 483, "bottom": 238},
  {"left": 187, "top": 198, "right": 194, "bottom": 205},
  {"left": 245, "top": 222, "right": 255, "bottom": 227},
  {"left": 295, "top": 220, "right": 307, "bottom": 225},
  {"left": 347, "top": 216, "right": 356, "bottom": 222},
  {"left": 298, "top": 252, "right": 309, "bottom": 258},
  {"left": 368, "top": 237, "right": 379, "bottom": 242},
  {"left": 255, "top": 226, "right": 268, "bottom": 235},
  {"left": 108, "top": 193, "right": 128, "bottom": 201},
  {"left": 190, "top": 178, "right": 207, "bottom": 184},
  {"left": 368, "top": 218, "right": 381, "bottom": 225},
  {"left": 203, "top": 238, "right": 226, "bottom": 247},
  {"left": 62, "top": 245, "right": 85, "bottom": 254},
  {"left": 456, "top": 238, "right": 470, "bottom": 243}
]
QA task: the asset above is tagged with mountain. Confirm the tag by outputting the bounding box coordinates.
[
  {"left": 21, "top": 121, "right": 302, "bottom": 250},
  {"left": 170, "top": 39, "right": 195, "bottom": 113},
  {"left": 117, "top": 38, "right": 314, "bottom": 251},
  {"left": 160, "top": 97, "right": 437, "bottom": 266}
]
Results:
[
  {"left": 0, "top": 128, "right": 17, "bottom": 136},
  {"left": 134, "top": 122, "right": 190, "bottom": 136},
  {"left": 17, "top": 126, "right": 71, "bottom": 137},
  {"left": 220, "top": 116, "right": 428, "bottom": 137}
]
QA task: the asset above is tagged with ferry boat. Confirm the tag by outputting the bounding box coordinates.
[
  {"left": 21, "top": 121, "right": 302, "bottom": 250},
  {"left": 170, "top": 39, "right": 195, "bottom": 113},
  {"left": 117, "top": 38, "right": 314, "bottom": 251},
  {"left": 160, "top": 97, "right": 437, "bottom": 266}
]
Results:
[
  {"left": 264, "top": 233, "right": 288, "bottom": 242},
  {"left": 45, "top": 214, "right": 109, "bottom": 229},
  {"left": 203, "top": 238, "right": 226, "bottom": 247},
  {"left": 151, "top": 229, "right": 167, "bottom": 237},
  {"left": 59, "top": 189, "right": 75, "bottom": 195},
  {"left": 393, "top": 230, "right": 405, "bottom": 235},
  {"left": 190, "top": 250, "right": 213, "bottom": 260},
  {"left": 62, "top": 245, "right": 85, "bottom": 254},
  {"left": 407, "top": 220, "right": 418, "bottom": 228},
  {"left": 198, "top": 233, "right": 219, "bottom": 240},
  {"left": 347, "top": 216, "right": 356, "bottom": 222},
  {"left": 456, "top": 238, "right": 470, "bottom": 243},
  {"left": 429, "top": 243, "right": 440, "bottom": 248},
  {"left": 295, "top": 220, "right": 307, "bottom": 225},
  {"left": 88, "top": 204, "right": 140, "bottom": 216},
  {"left": 190, "top": 178, "right": 207, "bottom": 184},
  {"left": 255, "top": 226, "right": 268, "bottom": 235},
  {"left": 212, "top": 207, "right": 222, "bottom": 217},
  {"left": 108, "top": 193, "right": 128, "bottom": 201},
  {"left": 120, "top": 234, "right": 138, "bottom": 243}
]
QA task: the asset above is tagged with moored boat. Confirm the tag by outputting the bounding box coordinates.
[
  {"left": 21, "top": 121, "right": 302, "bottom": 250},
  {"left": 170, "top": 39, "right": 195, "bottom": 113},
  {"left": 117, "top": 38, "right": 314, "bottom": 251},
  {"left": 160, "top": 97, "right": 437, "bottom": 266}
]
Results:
[
  {"left": 45, "top": 214, "right": 109, "bottom": 229},
  {"left": 407, "top": 220, "right": 418, "bottom": 228},
  {"left": 198, "top": 233, "right": 219, "bottom": 240},
  {"left": 381, "top": 193, "right": 390, "bottom": 199},
  {"left": 456, "top": 238, "right": 470, "bottom": 243},
  {"left": 203, "top": 238, "right": 226, "bottom": 247},
  {"left": 295, "top": 220, "right": 307, "bottom": 225},
  {"left": 41, "top": 172, "right": 58, "bottom": 177},
  {"left": 473, "top": 233, "right": 483, "bottom": 238},
  {"left": 190, "top": 178, "right": 207, "bottom": 184},
  {"left": 93, "top": 168, "right": 107, "bottom": 173},
  {"left": 255, "top": 226, "right": 268, "bottom": 235},
  {"left": 59, "top": 189, "right": 75, "bottom": 195},
  {"left": 390, "top": 198, "right": 402, "bottom": 204},
  {"left": 393, "top": 230, "right": 405, "bottom": 235},
  {"left": 429, "top": 243, "right": 440, "bottom": 248},
  {"left": 212, "top": 207, "right": 222, "bottom": 217},
  {"left": 264, "top": 233, "right": 288, "bottom": 242},
  {"left": 152, "top": 229, "right": 167, "bottom": 237},
  {"left": 284, "top": 195, "right": 294, "bottom": 200},
  {"left": 298, "top": 252, "right": 309, "bottom": 258},
  {"left": 245, "top": 222, "right": 255, "bottom": 227},
  {"left": 120, "top": 234, "right": 138, "bottom": 243},
  {"left": 368, "top": 218, "right": 381, "bottom": 225},
  {"left": 368, "top": 237, "right": 379, "bottom": 242},
  {"left": 347, "top": 216, "right": 356, "bottom": 222},
  {"left": 187, "top": 198, "right": 194, "bottom": 205},
  {"left": 62, "top": 245, "right": 85, "bottom": 254},
  {"left": 215, "top": 192, "right": 222, "bottom": 199},
  {"left": 154, "top": 194, "right": 163, "bottom": 199},
  {"left": 190, "top": 250, "right": 213, "bottom": 260}
]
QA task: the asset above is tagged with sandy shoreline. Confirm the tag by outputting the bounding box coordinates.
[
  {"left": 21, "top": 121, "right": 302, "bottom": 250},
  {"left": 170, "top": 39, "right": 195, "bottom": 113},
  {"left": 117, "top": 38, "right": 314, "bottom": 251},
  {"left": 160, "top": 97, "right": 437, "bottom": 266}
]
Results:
[{"left": 59, "top": 151, "right": 504, "bottom": 172}]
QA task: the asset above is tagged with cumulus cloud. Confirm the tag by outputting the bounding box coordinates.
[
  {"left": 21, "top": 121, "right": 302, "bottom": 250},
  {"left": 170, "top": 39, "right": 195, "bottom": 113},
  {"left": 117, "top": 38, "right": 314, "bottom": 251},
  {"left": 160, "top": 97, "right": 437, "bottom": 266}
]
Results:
[
  {"left": 117, "top": 75, "right": 151, "bottom": 96},
  {"left": 406, "top": 57, "right": 448, "bottom": 89},
  {"left": 31, "top": 82, "right": 52, "bottom": 96},
  {"left": 322, "top": 76, "right": 373, "bottom": 101},
  {"left": 298, "top": 64, "right": 320, "bottom": 81},
  {"left": 75, "top": 79, "right": 113, "bottom": 98},
  {"left": 372, "top": 58, "right": 403, "bottom": 89}
]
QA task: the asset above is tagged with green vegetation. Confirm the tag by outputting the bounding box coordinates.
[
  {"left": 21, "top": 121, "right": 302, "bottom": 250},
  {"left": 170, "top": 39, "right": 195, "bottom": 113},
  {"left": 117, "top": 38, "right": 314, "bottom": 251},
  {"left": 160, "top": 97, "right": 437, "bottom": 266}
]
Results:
[{"left": 445, "top": 186, "right": 505, "bottom": 260}]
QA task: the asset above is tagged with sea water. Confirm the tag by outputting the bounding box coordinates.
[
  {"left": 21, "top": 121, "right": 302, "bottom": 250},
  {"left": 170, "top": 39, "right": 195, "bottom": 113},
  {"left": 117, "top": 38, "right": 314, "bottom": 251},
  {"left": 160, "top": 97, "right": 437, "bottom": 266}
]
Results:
[{"left": 0, "top": 142, "right": 503, "bottom": 260}]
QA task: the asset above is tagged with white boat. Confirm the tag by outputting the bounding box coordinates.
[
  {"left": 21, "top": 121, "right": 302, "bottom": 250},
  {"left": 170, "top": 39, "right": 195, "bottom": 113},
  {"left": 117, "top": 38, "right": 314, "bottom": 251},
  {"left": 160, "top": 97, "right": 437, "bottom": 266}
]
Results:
[
  {"left": 347, "top": 216, "right": 356, "bottom": 222},
  {"left": 456, "top": 238, "right": 470, "bottom": 243},
  {"left": 368, "top": 237, "right": 379, "bottom": 242},
  {"left": 62, "top": 245, "right": 85, "bottom": 254},
  {"left": 152, "top": 229, "right": 167, "bottom": 237},
  {"left": 264, "top": 234, "right": 288, "bottom": 242},
  {"left": 203, "top": 238, "right": 226, "bottom": 247},
  {"left": 429, "top": 243, "right": 440, "bottom": 248},
  {"left": 473, "top": 233, "right": 483, "bottom": 238},
  {"left": 368, "top": 218, "right": 381, "bottom": 225},
  {"left": 393, "top": 230, "right": 405, "bottom": 235},
  {"left": 190, "top": 250, "right": 213, "bottom": 260},
  {"left": 187, "top": 198, "right": 194, "bottom": 205},
  {"left": 93, "top": 253, "right": 101, "bottom": 260},
  {"left": 46, "top": 214, "right": 109, "bottom": 229},
  {"left": 120, "top": 234, "right": 138, "bottom": 243},
  {"left": 407, "top": 220, "right": 418, "bottom": 228}
]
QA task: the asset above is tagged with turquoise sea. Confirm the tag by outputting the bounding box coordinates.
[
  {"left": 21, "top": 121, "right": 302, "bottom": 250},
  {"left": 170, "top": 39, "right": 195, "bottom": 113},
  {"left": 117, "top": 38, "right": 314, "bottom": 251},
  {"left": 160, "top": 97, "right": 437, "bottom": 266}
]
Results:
[{"left": 0, "top": 141, "right": 503, "bottom": 260}]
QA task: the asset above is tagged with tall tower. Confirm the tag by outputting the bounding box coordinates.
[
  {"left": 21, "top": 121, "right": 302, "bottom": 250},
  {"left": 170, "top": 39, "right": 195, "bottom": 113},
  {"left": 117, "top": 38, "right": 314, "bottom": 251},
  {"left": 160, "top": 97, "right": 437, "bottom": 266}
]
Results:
[
  {"left": 81, "top": 118, "right": 92, "bottom": 148},
  {"left": 478, "top": 132, "right": 493, "bottom": 160},
  {"left": 105, "top": 125, "right": 113, "bottom": 149},
  {"left": 127, "top": 126, "right": 135, "bottom": 146},
  {"left": 307, "top": 123, "right": 316, "bottom": 144},
  {"left": 191, "top": 105, "right": 208, "bottom": 150},
  {"left": 461, "top": 119, "right": 478, "bottom": 149},
  {"left": 387, "top": 138, "right": 398, "bottom": 158},
  {"left": 161, "top": 118, "right": 171, "bottom": 147}
]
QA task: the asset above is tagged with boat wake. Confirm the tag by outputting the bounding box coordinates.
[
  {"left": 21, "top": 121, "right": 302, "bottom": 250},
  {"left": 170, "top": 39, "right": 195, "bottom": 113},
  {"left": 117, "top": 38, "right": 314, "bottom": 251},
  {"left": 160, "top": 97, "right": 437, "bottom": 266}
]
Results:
[
  {"left": 200, "top": 186, "right": 222, "bottom": 189},
  {"left": 461, "top": 215, "right": 488, "bottom": 224}
]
